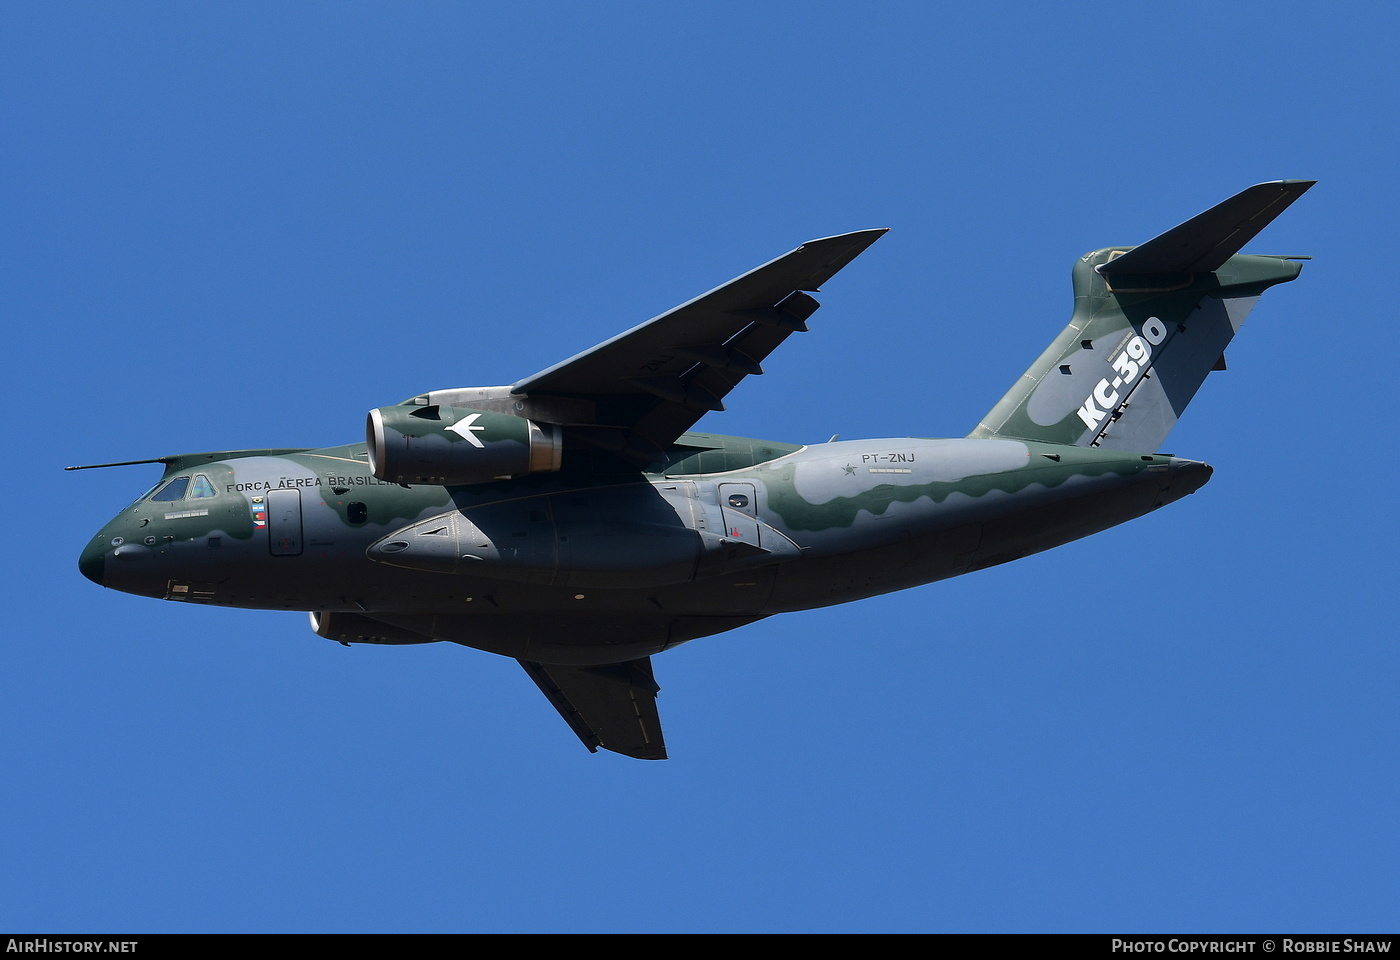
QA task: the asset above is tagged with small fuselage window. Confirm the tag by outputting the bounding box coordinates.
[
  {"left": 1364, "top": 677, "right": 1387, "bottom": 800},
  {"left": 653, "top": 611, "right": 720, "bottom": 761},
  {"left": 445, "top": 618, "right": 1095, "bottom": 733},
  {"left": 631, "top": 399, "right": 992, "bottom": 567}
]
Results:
[{"left": 150, "top": 477, "right": 191, "bottom": 501}]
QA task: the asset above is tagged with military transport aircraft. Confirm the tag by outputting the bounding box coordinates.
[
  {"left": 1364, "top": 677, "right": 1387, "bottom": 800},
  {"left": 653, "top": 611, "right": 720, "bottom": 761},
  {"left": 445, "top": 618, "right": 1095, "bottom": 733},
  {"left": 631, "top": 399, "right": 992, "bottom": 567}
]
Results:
[{"left": 75, "top": 180, "right": 1313, "bottom": 759}]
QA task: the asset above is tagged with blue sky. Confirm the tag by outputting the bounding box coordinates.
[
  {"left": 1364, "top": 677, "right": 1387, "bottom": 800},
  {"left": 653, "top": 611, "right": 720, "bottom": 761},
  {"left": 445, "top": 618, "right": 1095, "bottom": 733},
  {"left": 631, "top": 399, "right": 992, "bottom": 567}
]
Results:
[{"left": 4, "top": 2, "right": 1396, "bottom": 933}]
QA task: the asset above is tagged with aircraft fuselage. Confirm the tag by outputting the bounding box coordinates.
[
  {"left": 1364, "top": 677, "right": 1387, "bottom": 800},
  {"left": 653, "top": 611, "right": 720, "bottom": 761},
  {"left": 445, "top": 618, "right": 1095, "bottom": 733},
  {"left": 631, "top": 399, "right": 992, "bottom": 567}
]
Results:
[{"left": 80, "top": 435, "right": 1209, "bottom": 664}]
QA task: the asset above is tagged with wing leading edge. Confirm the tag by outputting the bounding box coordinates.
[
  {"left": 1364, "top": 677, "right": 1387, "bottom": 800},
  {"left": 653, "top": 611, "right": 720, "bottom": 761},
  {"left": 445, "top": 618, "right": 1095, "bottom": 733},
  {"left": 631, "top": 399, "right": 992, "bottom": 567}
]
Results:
[{"left": 512, "top": 229, "right": 886, "bottom": 464}]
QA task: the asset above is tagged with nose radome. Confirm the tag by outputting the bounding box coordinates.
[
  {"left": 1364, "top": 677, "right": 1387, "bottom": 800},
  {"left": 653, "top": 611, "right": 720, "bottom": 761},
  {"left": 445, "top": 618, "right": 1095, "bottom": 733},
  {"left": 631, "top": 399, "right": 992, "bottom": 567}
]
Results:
[{"left": 78, "top": 537, "right": 106, "bottom": 586}]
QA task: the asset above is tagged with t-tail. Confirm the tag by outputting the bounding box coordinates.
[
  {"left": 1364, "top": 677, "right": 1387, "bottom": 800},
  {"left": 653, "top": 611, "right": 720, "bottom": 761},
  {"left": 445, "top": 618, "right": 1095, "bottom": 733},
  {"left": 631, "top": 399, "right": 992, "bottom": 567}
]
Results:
[{"left": 970, "top": 180, "right": 1314, "bottom": 452}]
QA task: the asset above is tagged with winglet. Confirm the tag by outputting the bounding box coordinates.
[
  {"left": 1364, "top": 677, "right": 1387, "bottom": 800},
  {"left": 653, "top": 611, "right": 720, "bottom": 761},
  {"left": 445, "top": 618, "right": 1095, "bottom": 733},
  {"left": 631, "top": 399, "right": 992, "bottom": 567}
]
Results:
[{"left": 1098, "top": 180, "right": 1315, "bottom": 276}]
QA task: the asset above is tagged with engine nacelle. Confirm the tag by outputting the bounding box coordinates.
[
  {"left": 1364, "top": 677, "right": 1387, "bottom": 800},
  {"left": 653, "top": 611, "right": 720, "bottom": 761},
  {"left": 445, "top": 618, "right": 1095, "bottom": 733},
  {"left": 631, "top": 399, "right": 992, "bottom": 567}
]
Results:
[{"left": 366, "top": 403, "right": 562, "bottom": 486}]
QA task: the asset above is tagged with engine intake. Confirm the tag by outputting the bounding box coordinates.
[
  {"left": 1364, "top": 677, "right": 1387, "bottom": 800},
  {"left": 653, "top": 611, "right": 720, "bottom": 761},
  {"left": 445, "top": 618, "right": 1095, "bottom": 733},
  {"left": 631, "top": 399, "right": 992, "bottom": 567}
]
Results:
[{"left": 366, "top": 404, "right": 562, "bottom": 485}]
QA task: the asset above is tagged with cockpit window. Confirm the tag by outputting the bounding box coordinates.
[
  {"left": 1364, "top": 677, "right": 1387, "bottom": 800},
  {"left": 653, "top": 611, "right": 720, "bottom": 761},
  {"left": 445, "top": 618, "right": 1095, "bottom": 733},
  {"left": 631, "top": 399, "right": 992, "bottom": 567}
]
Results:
[
  {"left": 150, "top": 477, "right": 190, "bottom": 501},
  {"left": 189, "top": 475, "right": 217, "bottom": 499}
]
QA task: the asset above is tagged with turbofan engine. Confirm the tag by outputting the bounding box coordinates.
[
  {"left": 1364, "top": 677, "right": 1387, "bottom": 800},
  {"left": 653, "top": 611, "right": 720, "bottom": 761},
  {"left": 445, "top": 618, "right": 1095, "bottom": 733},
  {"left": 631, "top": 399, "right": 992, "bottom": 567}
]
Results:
[{"left": 366, "top": 403, "right": 562, "bottom": 485}]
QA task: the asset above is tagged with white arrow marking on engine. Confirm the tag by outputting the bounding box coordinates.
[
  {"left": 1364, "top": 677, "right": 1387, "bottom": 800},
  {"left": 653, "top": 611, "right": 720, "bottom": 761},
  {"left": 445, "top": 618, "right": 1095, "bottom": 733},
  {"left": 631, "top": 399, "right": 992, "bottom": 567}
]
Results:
[{"left": 447, "top": 413, "right": 486, "bottom": 448}]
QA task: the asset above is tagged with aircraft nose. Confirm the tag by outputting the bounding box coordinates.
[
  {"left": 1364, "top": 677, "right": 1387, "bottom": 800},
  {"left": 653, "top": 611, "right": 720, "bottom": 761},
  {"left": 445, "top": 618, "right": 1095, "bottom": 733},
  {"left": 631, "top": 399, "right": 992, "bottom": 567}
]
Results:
[{"left": 78, "top": 536, "right": 107, "bottom": 586}]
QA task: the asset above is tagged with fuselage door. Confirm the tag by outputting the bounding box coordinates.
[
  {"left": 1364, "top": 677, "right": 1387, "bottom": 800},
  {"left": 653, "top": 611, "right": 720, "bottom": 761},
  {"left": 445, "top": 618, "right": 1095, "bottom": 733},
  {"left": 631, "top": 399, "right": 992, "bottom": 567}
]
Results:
[
  {"left": 717, "top": 481, "right": 761, "bottom": 546},
  {"left": 267, "top": 488, "right": 303, "bottom": 556}
]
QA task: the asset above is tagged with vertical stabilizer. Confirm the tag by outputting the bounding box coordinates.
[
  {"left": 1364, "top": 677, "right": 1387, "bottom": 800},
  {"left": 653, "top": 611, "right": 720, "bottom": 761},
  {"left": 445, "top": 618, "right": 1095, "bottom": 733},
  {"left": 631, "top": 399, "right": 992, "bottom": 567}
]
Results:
[{"left": 971, "top": 182, "right": 1311, "bottom": 452}]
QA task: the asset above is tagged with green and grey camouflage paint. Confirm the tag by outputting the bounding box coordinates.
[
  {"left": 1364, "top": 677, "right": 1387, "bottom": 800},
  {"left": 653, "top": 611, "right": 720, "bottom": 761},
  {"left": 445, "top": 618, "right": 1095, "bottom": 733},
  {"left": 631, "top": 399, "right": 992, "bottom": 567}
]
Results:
[{"left": 75, "top": 182, "right": 1311, "bottom": 758}]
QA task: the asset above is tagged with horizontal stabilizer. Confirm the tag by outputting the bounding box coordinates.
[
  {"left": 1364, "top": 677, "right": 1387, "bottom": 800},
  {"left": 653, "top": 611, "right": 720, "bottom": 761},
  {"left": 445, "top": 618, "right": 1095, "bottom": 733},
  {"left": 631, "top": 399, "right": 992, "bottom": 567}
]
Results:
[
  {"left": 1098, "top": 180, "right": 1314, "bottom": 276},
  {"left": 520, "top": 656, "right": 667, "bottom": 760}
]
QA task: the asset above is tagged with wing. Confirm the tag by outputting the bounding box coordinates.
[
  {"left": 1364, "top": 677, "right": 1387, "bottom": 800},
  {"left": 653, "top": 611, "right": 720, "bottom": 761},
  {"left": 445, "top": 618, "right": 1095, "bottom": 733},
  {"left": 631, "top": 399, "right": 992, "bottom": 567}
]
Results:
[
  {"left": 519, "top": 657, "right": 667, "bottom": 760},
  {"left": 512, "top": 229, "right": 886, "bottom": 464},
  {"left": 365, "top": 610, "right": 763, "bottom": 759}
]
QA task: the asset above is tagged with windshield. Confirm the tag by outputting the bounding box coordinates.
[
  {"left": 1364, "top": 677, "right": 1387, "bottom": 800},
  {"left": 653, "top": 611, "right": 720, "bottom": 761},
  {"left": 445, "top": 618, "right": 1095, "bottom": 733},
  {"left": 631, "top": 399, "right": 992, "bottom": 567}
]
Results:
[{"left": 149, "top": 477, "right": 190, "bottom": 501}]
